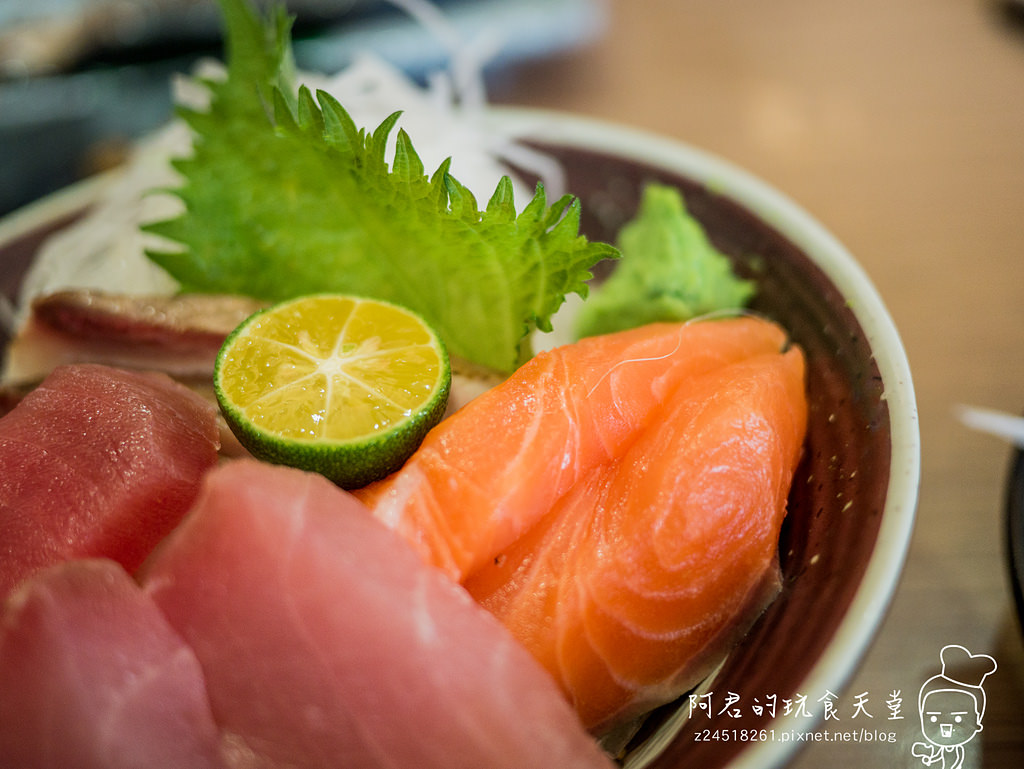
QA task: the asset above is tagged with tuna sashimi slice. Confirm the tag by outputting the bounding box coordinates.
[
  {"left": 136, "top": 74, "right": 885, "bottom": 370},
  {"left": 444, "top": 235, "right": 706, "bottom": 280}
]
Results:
[
  {"left": 143, "top": 459, "right": 616, "bottom": 769},
  {"left": 356, "top": 316, "right": 789, "bottom": 581},
  {"left": 466, "top": 349, "right": 808, "bottom": 733},
  {"left": 0, "top": 558, "right": 226, "bottom": 769},
  {"left": 0, "top": 363, "right": 220, "bottom": 597}
]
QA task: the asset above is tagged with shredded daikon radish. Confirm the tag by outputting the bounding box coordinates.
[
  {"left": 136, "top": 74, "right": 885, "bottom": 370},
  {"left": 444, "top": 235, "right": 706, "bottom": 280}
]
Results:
[
  {"left": 16, "top": 120, "right": 188, "bottom": 318},
  {"left": 15, "top": 0, "right": 565, "bottom": 323}
]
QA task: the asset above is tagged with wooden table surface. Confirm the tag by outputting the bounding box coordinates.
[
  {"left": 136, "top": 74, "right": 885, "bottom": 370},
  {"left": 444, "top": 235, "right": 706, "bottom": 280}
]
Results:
[{"left": 493, "top": 0, "right": 1024, "bottom": 766}]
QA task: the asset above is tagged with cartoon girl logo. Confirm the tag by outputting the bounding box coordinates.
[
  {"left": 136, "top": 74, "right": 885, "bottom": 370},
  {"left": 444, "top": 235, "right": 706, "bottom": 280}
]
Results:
[{"left": 911, "top": 644, "right": 998, "bottom": 769}]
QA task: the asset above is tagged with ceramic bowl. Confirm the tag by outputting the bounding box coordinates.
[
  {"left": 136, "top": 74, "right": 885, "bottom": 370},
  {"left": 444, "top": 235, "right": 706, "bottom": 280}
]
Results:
[{"left": 0, "top": 108, "right": 920, "bottom": 769}]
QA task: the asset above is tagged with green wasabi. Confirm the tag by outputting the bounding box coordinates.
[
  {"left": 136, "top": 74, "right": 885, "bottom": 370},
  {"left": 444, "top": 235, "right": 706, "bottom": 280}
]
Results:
[{"left": 574, "top": 183, "right": 754, "bottom": 339}]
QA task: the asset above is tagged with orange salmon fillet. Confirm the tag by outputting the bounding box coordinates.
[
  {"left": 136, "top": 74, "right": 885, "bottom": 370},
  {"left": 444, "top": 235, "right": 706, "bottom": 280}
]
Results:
[
  {"left": 465, "top": 347, "right": 808, "bottom": 732},
  {"left": 356, "top": 317, "right": 791, "bottom": 582}
]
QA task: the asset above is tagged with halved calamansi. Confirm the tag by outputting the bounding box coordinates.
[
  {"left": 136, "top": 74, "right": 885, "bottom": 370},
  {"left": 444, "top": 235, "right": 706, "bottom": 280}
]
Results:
[{"left": 214, "top": 294, "right": 450, "bottom": 488}]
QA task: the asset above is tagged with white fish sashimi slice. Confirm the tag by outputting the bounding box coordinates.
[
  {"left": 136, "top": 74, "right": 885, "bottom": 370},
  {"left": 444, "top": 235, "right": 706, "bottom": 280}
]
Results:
[
  {"left": 0, "top": 559, "right": 227, "bottom": 769},
  {"left": 1, "top": 290, "right": 266, "bottom": 387},
  {"left": 142, "top": 459, "right": 615, "bottom": 769}
]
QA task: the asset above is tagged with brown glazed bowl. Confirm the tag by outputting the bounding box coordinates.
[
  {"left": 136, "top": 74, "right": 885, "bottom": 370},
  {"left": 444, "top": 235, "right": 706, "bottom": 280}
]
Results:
[{"left": 0, "top": 109, "right": 920, "bottom": 769}]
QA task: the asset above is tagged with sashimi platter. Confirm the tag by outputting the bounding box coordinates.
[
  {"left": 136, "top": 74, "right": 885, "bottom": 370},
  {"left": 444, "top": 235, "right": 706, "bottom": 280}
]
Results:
[{"left": 0, "top": 1, "right": 919, "bottom": 768}]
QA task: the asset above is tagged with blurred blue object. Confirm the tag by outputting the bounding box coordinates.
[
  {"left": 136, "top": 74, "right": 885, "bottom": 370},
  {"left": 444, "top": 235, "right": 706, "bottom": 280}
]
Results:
[
  {"left": 0, "top": 0, "right": 608, "bottom": 217},
  {"left": 295, "top": 0, "right": 608, "bottom": 78}
]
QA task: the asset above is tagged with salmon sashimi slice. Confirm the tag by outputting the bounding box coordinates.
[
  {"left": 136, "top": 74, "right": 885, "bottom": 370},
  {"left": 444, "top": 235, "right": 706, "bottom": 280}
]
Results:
[
  {"left": 465, "top": 349, "right": 808, "bottom": 733},
  {"left": 0, "top": 559, "right": 226, "bottom": 769},
  {"left": 356, "top": 316, "right": 790, "bottom": 581},
  {"left": 142, "top": 460, "right": 617, "bottom": 769},
  {"left": 0, "top": 364, "right": 220, "bottom": 597}
]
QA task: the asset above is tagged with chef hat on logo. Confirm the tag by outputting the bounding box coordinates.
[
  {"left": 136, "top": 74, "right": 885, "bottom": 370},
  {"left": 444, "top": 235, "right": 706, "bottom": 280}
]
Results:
[{"left": 918, "top": 644, "right": 998, "bottom": 718}]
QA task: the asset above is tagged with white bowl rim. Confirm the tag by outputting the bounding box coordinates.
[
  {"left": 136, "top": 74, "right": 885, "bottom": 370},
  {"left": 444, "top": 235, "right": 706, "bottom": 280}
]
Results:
[{"left": 490, "top": 106, "right": 921, "bottom": 769}]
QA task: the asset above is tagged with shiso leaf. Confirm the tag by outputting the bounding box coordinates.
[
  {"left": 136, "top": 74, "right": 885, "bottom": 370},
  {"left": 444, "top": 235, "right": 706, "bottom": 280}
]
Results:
[
  {"left": 146, "top": 0, "right": 616, "bottom": 373},
  {"left": 574, "top": 183, "right": 755, "bottom": 339}
]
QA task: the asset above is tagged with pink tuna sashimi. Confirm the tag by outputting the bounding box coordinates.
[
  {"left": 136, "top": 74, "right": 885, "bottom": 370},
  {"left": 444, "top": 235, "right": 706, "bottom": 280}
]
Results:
[
  {"left": 0, "top": 364, "right": 220, "bottom": 597},
  {"left": 143, "top": 460, "right": 616, "bottom": 769},
  {"left": 0, "top": 558, "right": 226, "bottom": 769}
]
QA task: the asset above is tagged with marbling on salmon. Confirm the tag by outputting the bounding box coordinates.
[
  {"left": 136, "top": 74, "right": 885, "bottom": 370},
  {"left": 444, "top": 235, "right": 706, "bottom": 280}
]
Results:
[
  {"left": 356, "top": 316, "right": 792, "bottom": 583},
  {"left": 356, "top": 317, "right": 806, "bottom": 733},
  {"left": 466, "top": 349, "right": 808, "bottom": 732}
]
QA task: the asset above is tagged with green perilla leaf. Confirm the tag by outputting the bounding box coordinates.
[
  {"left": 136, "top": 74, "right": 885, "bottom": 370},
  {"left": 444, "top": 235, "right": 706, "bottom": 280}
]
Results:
[{"left": 147, "top": 0, "right": 616, "bottom": 373}]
